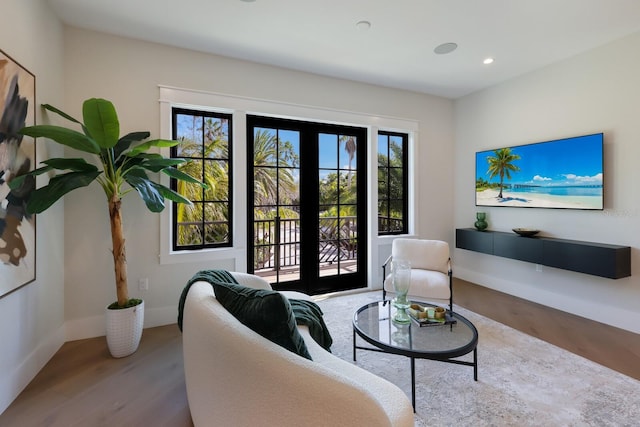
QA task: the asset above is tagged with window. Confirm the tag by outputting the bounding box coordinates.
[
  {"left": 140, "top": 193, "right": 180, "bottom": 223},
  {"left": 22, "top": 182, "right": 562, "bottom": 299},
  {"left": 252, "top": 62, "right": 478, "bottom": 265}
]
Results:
[
  {"left": 159, "top": 86, "right": 418, "bottom": 266},
  {"left": 171, "top": 108, "right": 232, "bottom": 250},
  {"left": 377, "top": 131, "right": 408, "bottom": 235}
]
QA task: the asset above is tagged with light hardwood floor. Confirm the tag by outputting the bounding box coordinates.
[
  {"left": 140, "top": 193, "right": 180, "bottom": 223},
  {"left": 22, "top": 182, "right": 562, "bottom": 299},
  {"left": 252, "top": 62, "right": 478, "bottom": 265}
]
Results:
[
  {"left": 0, "top": 323, "right": 193, "bottom": 427},
  {"left": 1, "top": 278, "right": 638, "bottom": 426}
]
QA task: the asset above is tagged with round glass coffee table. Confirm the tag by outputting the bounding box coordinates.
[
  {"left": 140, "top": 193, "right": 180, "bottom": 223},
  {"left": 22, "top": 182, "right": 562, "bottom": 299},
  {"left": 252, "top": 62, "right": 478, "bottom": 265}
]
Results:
[{"left": 353, "top": 300, "right": 478, "bottom": 411}]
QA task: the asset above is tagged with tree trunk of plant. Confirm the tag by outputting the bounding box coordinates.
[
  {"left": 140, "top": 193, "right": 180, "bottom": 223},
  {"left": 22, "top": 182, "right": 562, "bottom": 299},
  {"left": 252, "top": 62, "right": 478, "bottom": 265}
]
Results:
[{"left": 109, "top": 195, "right": 129, "bottom": 307}]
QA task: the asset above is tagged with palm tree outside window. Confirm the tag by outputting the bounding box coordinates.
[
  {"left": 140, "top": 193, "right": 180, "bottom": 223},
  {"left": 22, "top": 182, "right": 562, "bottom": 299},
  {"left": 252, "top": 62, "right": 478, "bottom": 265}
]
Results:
[
  {"left": 171, "top": 108, "right": 232, "bottom": 250},
  {"left": 378, "top": 131, "right": 408, "bottom": 235}
]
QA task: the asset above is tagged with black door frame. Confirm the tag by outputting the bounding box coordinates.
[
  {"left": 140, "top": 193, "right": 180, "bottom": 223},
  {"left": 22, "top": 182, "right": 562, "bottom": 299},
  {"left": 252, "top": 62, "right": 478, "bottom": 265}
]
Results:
[{"left": 246, "top": 115, "right": 368, "bottom": 295}]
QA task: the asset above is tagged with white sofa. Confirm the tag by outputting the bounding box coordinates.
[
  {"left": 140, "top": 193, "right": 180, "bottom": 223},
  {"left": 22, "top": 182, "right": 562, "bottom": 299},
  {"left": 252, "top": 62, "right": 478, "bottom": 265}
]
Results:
[{"left": 182, "top": 272, "right": 415, "bottom": 427}]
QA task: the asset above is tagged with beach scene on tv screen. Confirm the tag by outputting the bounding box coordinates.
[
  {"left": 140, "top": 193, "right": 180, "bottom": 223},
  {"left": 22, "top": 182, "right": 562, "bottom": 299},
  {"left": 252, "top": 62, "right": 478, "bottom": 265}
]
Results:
[{"left": 475, "top": 133, "right": 603, "bottom": 210}]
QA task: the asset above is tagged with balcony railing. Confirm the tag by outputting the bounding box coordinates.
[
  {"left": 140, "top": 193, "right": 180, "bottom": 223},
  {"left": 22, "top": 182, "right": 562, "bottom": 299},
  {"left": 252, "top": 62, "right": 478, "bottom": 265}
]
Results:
[
  {"left": 253, "top": 215, "right": 402, "bottom": 276},
  {"left": 253, "top": 216, "right": 358, "bottom": 271},
  {"left": 254, "top": 217, "right": 300, "bottom": 270},
  {"left": 378, "top": 215, "right": 404, "bottom": 234}
]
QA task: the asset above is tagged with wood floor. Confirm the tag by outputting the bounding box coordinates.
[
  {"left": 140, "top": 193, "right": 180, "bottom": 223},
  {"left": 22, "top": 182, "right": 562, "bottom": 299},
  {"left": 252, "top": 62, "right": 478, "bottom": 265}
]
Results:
[
  {"left": 454, "top": 278, "right": 640, "bottom": 380},
  {"left": 0, "top": 323, "right": 193, "bottom": 427},
  {"left": 1, "top": 278, "right": 639, "bottom": 426}
]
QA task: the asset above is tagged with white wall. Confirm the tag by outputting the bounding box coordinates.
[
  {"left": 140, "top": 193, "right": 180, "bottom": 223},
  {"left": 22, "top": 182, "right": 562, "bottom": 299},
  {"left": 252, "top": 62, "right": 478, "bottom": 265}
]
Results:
[
  {"left": 61, "top": 27, "right": 455, "bottom": 339},
  {"left": 454, "top": 31, "right": 640, "bottom": 334},
  {"left": 0, "top": 0, "right": 65, "bottom": 415}
]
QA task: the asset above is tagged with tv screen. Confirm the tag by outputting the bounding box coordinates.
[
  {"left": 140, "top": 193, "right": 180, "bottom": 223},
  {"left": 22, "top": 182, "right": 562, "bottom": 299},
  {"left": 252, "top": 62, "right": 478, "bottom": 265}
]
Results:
[{"left": 475, "top": 133, "right": 603, "bottom": 210}]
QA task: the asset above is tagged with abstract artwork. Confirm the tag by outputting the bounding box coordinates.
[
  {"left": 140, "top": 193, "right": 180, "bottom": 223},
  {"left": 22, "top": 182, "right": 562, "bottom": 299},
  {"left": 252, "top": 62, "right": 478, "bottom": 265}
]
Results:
[{"left": 0, "top": 49, "right": 36, "bottom": 298}]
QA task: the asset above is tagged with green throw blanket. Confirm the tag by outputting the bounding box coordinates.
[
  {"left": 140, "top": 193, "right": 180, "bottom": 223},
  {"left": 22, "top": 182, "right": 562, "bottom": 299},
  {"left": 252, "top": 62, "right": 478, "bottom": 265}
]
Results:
[
  {"left": 177, "top": 269, "right": 238, "bottom": 331},
  {"left": 177, "top": 269, "right": 333, "bottom": 352},
  {"left": 288, "top": 298, "right": 333, "bottom": 351}
]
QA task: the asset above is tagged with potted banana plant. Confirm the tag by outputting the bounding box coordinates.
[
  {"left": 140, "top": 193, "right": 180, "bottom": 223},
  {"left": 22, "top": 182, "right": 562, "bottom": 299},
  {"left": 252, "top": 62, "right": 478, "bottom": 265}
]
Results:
[{"left": 11, "top": 97, "right": 204, "bottom": 357}]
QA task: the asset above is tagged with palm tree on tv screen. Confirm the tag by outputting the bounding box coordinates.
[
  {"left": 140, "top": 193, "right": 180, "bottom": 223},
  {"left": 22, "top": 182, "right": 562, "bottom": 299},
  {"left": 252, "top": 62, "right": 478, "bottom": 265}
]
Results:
[{"left": 486, "top": 147, "right": 521, "bottom": 198}]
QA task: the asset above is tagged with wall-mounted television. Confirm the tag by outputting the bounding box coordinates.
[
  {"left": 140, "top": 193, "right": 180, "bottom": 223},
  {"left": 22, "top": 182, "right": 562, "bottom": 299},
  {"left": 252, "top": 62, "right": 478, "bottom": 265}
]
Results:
[{"left": 475, "top": 133, "right": 603, "bottom": 210}]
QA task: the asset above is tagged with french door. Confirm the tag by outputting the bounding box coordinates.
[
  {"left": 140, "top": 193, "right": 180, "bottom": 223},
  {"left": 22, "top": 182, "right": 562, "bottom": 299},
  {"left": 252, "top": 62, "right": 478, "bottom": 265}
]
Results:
[{"left": 247, "top": 116, "right": 367, "bottom": 295}]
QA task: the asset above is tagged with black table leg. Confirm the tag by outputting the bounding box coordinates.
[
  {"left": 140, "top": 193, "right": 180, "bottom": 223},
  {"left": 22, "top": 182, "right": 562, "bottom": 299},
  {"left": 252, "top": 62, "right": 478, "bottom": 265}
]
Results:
[
  {"left": 353, "top": 329, "right": 357, "bottom": 361},
  {"left": 473, "top": 348, "right": 478, "bottom": 381},
  {"left": 411, "top": 357, "right": 416, "bottom": 412}
]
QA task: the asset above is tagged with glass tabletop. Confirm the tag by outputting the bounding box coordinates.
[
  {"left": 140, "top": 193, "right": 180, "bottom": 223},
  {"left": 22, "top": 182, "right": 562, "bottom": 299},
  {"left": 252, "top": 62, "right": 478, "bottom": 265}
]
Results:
[{"left": 353, "top": 301, "right": 478, "bottom": 360}]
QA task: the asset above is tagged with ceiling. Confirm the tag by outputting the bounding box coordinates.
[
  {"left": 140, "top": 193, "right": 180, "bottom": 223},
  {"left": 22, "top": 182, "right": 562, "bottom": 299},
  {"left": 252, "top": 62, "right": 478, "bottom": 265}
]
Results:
[{"left": 47, "top": 0, "right": 640, "bottom": 99}]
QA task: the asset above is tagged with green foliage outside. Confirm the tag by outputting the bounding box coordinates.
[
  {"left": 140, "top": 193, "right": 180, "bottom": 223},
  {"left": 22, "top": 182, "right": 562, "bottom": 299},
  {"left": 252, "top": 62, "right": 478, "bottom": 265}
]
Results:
[
  {"left": 378, "top": 137, "right": 404, "bottom": 233},
  {"left": 173, "top": 115, "right": 230, "bottom": 246},
  {"left": 172, "top": 122, "right": 370, "bottom": 268}
]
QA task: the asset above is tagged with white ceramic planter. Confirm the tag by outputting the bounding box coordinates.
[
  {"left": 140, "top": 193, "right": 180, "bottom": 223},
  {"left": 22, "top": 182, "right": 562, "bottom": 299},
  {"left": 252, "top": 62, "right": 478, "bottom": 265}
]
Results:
[{"left": 105, "top": 300, "right": 144, "bottom": 358}]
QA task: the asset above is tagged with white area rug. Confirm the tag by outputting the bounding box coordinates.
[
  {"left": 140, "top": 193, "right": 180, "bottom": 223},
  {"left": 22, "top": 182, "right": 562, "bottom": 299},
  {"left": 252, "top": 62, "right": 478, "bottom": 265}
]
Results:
[{"left": 315, "top": 291, "right": 640, "bottom": 426}]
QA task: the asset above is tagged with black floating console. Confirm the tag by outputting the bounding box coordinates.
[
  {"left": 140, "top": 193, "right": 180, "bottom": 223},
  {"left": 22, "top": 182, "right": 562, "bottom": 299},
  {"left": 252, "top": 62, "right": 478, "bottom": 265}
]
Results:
[{"left": 455, "top": 228, "right": 631, "bottom": 279}]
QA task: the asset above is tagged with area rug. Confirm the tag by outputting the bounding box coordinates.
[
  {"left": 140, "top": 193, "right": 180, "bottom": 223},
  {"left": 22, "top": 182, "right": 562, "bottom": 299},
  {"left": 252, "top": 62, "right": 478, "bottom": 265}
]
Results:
[{"left": 314, "top": 291, "right": 640, "bottom": 426}]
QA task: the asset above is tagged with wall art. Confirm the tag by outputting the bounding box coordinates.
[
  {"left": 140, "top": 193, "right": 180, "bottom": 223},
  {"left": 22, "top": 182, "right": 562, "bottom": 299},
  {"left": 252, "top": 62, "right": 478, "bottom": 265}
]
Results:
[{"left": 0, "top": 48, "right": 36, "bottom": 298}]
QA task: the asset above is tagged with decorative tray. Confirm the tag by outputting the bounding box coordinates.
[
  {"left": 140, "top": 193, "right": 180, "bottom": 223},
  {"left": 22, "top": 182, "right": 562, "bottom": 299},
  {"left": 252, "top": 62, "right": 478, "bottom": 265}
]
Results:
[
  {"left": 407, "top": 303, "right": 457, "bottom": 327},
  {"left": 512, "top": 228, "right": 540, "bottom": 237}
]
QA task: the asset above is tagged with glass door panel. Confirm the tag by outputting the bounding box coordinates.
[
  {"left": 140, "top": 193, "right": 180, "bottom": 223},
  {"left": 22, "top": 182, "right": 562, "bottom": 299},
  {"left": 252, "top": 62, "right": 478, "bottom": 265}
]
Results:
[
  {"left": 251, "top": 126, "right": 301, "bottom": 285},
  {"left": 318, "top": 133, "right": 359, "bottom": 278}
]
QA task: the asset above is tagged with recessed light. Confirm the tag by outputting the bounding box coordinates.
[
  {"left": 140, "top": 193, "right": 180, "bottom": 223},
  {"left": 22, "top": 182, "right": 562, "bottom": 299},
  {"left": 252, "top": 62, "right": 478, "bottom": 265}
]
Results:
[
  {"left": 434, "top": 42, "right": 458, "bottom": 55},
  {"left": 483, "top": 57, "right": 494, "bottom": 65},
  {"left": 240, "top": 0, "right": 256, "bottom": 2},
  {"left": 356, "top": 20, "right": 371, "bottom": 31}
]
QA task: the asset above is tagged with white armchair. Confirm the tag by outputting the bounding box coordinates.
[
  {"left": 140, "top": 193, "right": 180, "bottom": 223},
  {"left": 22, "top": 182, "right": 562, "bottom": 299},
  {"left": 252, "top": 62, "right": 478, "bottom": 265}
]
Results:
[{"left": 382, "top": 238, "right": 453, "bottom": 311}]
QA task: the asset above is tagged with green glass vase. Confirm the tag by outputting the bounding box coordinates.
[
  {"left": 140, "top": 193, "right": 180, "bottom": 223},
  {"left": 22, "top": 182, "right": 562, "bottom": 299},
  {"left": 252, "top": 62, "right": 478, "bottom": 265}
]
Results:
[
  {"left": 392, "top": 259, "right": 411, "bottom": 324},
  {"left": 474, "top": 212, "right": 488, "bottom": 231}
]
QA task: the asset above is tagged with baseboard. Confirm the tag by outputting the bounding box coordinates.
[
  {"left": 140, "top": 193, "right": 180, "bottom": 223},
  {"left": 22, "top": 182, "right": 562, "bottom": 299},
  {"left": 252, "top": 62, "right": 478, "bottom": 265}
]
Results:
[
  {"left": 0, "top": 325, "right": 65, "bottom": 415},
  {"left": 65, "top": 314, "right": 105, "bottom": 341},
  {"left": 144, "top": 305, "right": 180, "bottom": 329},
  {"left": 65, "top": 305, "right": 179, "bottom": 342},
  {"left": 455, "top": 266, "right": 640, "bottom": 335}
]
